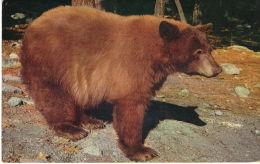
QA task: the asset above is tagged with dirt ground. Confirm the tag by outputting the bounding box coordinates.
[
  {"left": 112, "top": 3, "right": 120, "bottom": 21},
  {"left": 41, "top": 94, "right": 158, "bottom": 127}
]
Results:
[{"left": 2, "top": 40, "right": 260, "bottom": 162}]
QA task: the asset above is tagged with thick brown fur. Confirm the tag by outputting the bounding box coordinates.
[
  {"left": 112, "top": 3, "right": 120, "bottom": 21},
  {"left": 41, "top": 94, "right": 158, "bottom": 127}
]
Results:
[{"left": 21, "top": 6, "right": 221, "bottom": 161}]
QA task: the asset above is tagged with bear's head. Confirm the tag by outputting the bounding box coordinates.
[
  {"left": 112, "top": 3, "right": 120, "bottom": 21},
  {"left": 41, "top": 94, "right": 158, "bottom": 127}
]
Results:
[{"left": 159, "top": 21, "right": 222, "bottom": 77}]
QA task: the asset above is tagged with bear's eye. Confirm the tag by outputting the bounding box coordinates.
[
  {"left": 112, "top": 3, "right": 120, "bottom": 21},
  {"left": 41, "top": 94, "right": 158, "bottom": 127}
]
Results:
[{"left": 195, "top": 49, "right": 203, "bottom": 55}]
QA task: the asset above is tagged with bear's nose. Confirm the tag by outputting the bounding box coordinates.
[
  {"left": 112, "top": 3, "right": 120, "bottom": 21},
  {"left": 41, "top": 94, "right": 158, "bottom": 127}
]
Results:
[
  {"left": 212, "top": 66, "right": 222, "bottom": 77},
  {"left": 216, "top": 66, "right": 222, "bottom": 74}
]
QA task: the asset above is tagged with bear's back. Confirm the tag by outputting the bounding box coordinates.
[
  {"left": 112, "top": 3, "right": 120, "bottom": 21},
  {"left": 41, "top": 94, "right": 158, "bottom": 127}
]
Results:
[{"left": 21, "top": 6, "right": 165, "bottom": 107}]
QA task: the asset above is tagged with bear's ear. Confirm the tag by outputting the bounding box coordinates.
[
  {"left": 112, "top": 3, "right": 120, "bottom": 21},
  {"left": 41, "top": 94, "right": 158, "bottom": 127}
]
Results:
[
  {"left": 159, "top": 21, "right": 180, "bottom": 42},
  {"left": 195, "top": 23, "right": 213, "bottom": 34}
]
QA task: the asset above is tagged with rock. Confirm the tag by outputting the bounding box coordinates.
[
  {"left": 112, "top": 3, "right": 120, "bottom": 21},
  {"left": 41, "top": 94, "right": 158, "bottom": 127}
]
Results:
[
  {"left": 235, "top": 86, "right": 250, "bottom": 98},
  {"left": 2, "top": 74, "right": 21, "bottom": 83},
  {"left": 8, "top": 97, "right": 23, "bottom": 107},
  {"left": 227, "top": 45, "right": 253, "bottom": 52},
  {"left": 236, "top": 24, "right": 243, "bottom": 29},
  {"left": 10, "top": 13, "right": 25, "bottom": 20},
  {"left": 220, "top": 63, "right": 240, "bottom": 75},
  {"left": 255, "top": 130, "right": 260, "bottom": 135},
  {"left": 2, "top": 58, "right": 20, "bottom": 68},
  {"left": 244, "top": 24, "right": 251, "bottom": 29},
  {"left": 82, "top": 143, "right": 102, "bottom": 156},
  {"left": 179, "top": 89, "right": 189, "bottom": 96},
  {"left": 2, "top": 83, "right": 23, "bottom": 94},
  {"left": 11, "top": 42, "right": 20, "bottom": 47},
  {"left": 22, "top": 98, "right": 35, "bottom": 105},
  {"left": 215, "top": 110, "right": 223, "bottom": 116},
  {"left": 9, "top": 53, "right": 19, "bottom": 59}
]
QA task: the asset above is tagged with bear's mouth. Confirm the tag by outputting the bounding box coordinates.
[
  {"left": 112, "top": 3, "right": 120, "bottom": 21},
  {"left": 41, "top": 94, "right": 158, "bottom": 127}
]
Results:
[{"left": 186, "top": 69, "right": 221, "bottom": 78}]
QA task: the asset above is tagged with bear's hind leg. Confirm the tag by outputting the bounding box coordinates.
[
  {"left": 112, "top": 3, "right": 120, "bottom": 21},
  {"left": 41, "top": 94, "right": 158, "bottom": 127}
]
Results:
[
  {"left": 113, "top": 98, "right": 158, "bottom": 161},
  {"left": 30, "top": 81, "right": 88, "bottom": 141}
]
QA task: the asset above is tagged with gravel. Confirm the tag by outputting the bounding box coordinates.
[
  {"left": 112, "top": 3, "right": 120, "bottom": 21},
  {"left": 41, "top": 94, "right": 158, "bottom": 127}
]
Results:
[
  {"left": 179, "top": 89, "right": 189, "bottom": 96},
  {"left": 235, "top": 86, "right": 250, "bottom": 97},
  {"left": 10, "top": 13, "right": 25, "bottom": 20},
  {"left": 215, "top": 110, "right": 223, "bottom": 116},
  {"left": 255, "top": 130, "right": 260, "bottom": 135},
  {"left": 8, "top": 97, "right": 23, "bottom": 107},
  {"left": 2, "top": 83, "right": 23, "bottom": 94},
  {"left": 2, "top": 58, "right": 20, "bottom": 68},
  {"left": 3, "top": 74, "right": 22, "bottom": 83},
  {"left": 220, "top": 63, "right": 240, "bottom": 75},
  {"left": 9, "top": 53, "right": 19, "bottom": 59},
  {"left": 21, "top": 98, "right": 35, "bottom": 105}
]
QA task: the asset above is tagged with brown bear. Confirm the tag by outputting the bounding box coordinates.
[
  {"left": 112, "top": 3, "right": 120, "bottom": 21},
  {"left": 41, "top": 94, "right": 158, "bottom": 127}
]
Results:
[{"left": 20, "top": 6, "right": 221, "bottom": 161}]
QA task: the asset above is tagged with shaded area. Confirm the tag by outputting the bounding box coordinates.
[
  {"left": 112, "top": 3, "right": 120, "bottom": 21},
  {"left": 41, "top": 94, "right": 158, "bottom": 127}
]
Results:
[
  {"left": 2, "top": 29, "right": 24, "bottom": 40},
  {"left": 85, "top": 102, "right": 114, "bottom": 122},
  {"left": 2, "top": 0, "right": 71, "bottom": 24},
  {"left": 2, "top": 0, "right": 71, "bottom": 40},
  {"left": 86, "top": 100, "right": 206, "bottom": 143},
  {"left": 142, "top": 101, "right": 206, "bottom": 143},
  {"left": 102, "top": 0, "right": 155, "bottom": 15}
]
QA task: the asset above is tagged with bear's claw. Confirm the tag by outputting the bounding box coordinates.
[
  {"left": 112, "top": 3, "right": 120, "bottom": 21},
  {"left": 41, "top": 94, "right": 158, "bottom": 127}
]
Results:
[
  {"left": 126, "top": 146, "right": 159, "bottom": 161},
  {"left": 54, "top": 123, "right": 89, "bottom": 141}
]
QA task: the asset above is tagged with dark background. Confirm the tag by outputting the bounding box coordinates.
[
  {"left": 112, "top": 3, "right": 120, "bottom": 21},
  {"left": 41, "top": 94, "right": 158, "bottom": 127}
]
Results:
[{"left": 2, "top": 0, "right": 260, "bottom": 51}]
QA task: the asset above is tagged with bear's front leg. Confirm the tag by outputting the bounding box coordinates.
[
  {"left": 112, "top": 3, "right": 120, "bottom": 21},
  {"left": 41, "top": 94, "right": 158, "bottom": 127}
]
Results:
[{"left": 113, "top": 98, "right": 158, "bottom": 161}]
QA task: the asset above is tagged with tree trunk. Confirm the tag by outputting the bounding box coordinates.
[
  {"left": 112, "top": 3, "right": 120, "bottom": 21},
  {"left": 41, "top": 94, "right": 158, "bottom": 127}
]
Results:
[
  {"left": 94, "top": 0, "right": 103, "bottom": 10},
  {"left": 174, "top": 0, "right": 187, "bottom": 23},
  {"left": 154, "top": 0, "right": 166, "bottom": 17},
  {"left": 72, "top": 0, "right": 103, "bottom": 9},
  {"left": 192, "top": 0, "right": 202, "bottom": 25},
  {"left": 72, "top": 0, "right": 93, "bottom": 7}
]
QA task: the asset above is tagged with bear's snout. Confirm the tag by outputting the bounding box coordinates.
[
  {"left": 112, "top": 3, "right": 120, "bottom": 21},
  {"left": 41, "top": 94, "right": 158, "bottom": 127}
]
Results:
[
  {"left": 212, "top": 65, "right": 222, "bottom": 77},
  {"left": 197, "top": 54, "right": 222, "bottom": 78},
  {"left": 203, "top": 65, "right": 221, "bottom": 77},
  {"left": 185, "top": 53, "right": 222, "bottom": 78}
]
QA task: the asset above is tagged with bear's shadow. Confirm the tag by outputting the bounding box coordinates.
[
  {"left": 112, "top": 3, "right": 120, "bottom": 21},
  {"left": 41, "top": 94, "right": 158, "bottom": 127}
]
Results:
[{"left": 86, "top": 100, "right": 206, "bottom": 143}]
